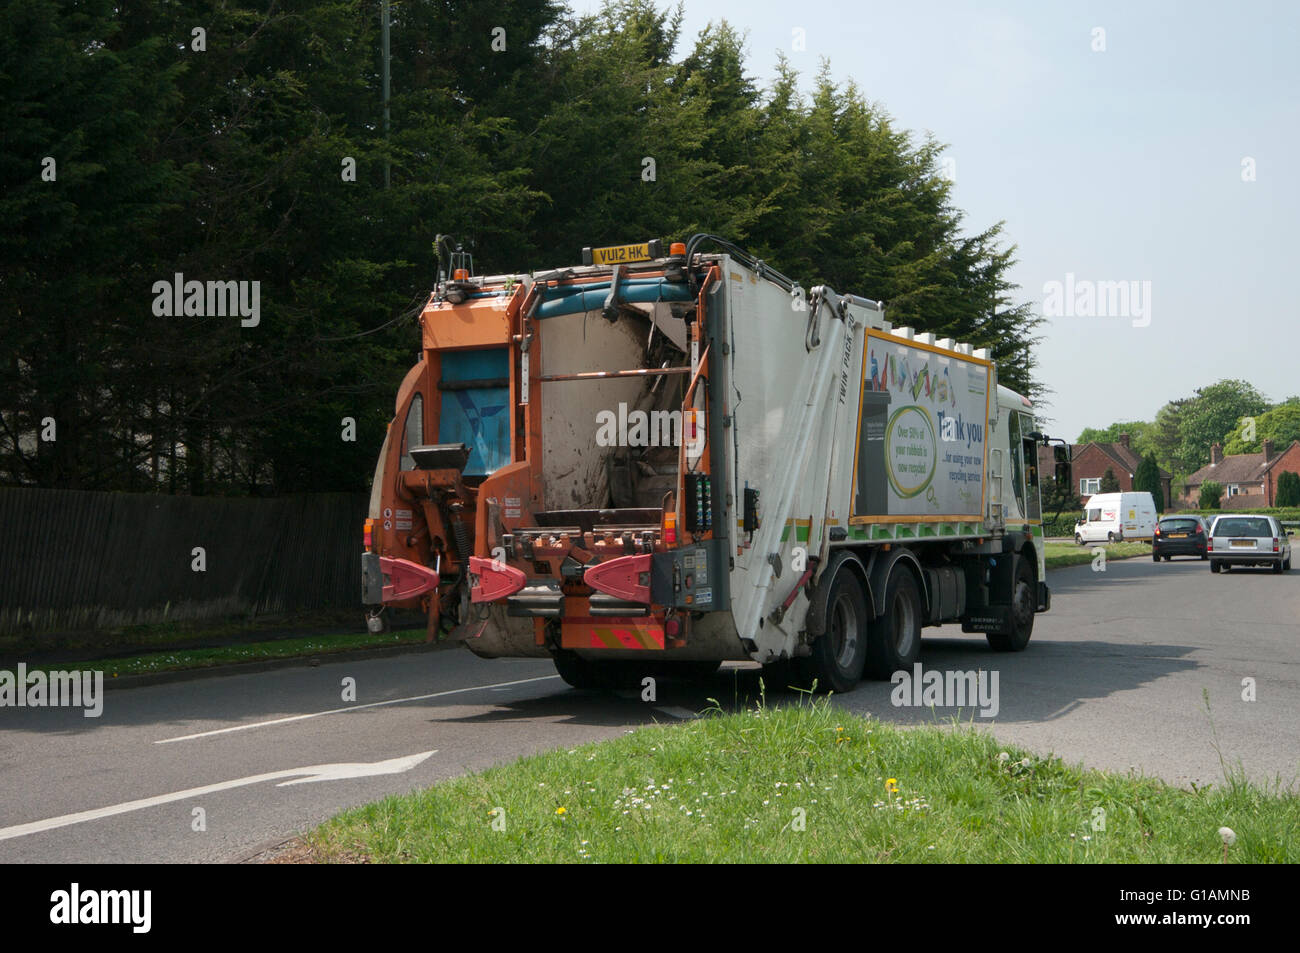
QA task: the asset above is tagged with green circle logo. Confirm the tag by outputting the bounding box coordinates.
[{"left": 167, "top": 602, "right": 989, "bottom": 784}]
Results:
[{"left": 885, "top": 405, "right": 937, "bottom": 499}]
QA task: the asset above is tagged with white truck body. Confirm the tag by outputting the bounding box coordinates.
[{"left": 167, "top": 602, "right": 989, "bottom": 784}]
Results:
[{"left": 363, "top": 240, "right": 1056, "bottom": 689}]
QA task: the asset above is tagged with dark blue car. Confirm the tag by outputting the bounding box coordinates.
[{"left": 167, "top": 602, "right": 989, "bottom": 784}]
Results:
[{"left": 1152, "top": 515, "right": 1209, "bottom": 561}]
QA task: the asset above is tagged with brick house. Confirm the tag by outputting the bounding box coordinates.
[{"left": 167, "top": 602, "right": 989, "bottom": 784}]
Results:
[
  {"left": 1182, "top": 439, "right": 1300, "bottom": 508},
  {"left": 1066, "top": 433, "right": 1173, "bottom": 508}
]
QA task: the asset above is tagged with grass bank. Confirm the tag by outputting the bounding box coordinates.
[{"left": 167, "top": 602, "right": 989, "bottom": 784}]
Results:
[
  {"left": 0, "top": 628, "right": 428, "bottom": 679},
  {"left": 1044, "top": 540, "right": 1150, "bottom": 569},
  {"left": 296, "top": 699, "right": 1296, "bottom": 863}
]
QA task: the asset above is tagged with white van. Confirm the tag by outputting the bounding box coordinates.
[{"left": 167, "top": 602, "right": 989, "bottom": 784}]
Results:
[{"left": 1074, "top": 491, "right": 1157, "bottom": 544}]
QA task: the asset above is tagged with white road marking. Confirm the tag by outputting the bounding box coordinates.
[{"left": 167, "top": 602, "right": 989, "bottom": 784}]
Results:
[
  {"left": 655, "top": 706, "right": 699, "bottom": 720},
  {"left": 0, "top": 751, "right": 436, "bottom": 842},
  {"left": 155, "top": 674, "right": 561, "bottom": 744}
]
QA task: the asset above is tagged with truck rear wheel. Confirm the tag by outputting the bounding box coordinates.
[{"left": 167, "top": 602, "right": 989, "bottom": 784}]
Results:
[
  {"left": 987, "top": 557, "right": 1035, "bottom": 652},
  {"left": 552, "top": 652, "right": 641, "bottom": 690},
  {"left": 864, "top": 567, "right": 922, "bottom": 680},
  {"left": 553, "top": 650, "right": 606, "bottom": 689},
  {"left": 795, "top": 568, "right": 868, "bottom": 693}
]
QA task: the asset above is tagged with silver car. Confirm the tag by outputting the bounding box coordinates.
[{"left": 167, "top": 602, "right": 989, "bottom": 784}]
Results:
[{"left": 1208, "top": 515, "right": 1293, "bottom": 573}]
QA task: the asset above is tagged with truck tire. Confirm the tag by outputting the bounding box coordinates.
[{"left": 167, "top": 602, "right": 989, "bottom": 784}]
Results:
[
  {"left": 553, "top": 650, "right": 604, "bottom": 689},
  {"left": 795, "top": 568, "right": 868, "bottom": 693},
  {"left": 863, "top": 567, "right": 922, "bottom": 680},
  {"left": 987, "top": 556, "right": 1035, "bottom": 652}
]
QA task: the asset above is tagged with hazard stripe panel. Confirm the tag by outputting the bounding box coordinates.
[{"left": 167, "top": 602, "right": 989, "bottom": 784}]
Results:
[{"left": 560, "top": 618, "right": 666, "bottom": 650}]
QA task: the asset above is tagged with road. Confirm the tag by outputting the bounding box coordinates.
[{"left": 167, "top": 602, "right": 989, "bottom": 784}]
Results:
[{"left": 2, "top": 554, "right": 1297, "bottom": 863}]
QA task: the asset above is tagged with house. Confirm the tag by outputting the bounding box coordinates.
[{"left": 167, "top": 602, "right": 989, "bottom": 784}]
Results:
[
  {"left": 1066, "top": 433, "right": 1173, "bottom": 508},
  {"left": 1181, "top": 440, "right": 1300, "bottom": 508}
]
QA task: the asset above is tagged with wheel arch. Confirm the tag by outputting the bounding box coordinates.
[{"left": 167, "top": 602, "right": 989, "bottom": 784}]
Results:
[
  {"left": 1016, "top": 537, "right": 1040, "bottom": 582},
  {"left": 865, "top": 547, "right": 929, "bottom": 622},
  {"left": 804, "top": 550, "right": 873, "bottom": 638}
]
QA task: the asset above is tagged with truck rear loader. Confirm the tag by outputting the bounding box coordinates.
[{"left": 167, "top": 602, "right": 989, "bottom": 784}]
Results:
[{"left": 361, "top": 236, "right": 1067, "bottom": 692}]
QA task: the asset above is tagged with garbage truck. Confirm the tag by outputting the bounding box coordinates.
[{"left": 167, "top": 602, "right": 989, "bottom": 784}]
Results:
[{"left": 361, "top": 235, "right": 1069, "bottom": 692}]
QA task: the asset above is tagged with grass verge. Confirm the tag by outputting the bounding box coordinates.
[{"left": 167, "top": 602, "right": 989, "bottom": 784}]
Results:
[
  {"left": 0, "top": 608, "right": 376, "bottom": 658},
  {"left": 295, "top": 699, "right": 1297, "bottom": 863},
  {"left": 0, "top": 629, "right": 427, "bottom": 679},
  {"left": 1045, "top": 540, "right": 1150, "bottom": 569}
]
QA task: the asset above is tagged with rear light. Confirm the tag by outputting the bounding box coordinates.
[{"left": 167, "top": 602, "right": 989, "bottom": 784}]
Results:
[
  {"left": 363, "top": 518, "right": 375, "bottom": 551},
  {"left": 664, "top": 510, "right": 677, "bottom": 545},
  {"left": 1274, "top": 538, "right": 1281, "bottom": 553},
  {"left": 1154, "top": 527, "right": 1160, "bottom": 536},
  {"left": 1207, "top": 539, "right": 1213, "bottom": 552}
]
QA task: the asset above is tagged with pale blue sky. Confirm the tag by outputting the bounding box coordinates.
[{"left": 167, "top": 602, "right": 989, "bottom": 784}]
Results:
[{"left": 571, "top": 0, "right": 1300, "bottom": 440}]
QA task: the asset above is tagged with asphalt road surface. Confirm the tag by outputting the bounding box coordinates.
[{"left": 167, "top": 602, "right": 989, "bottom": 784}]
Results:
[{"left": 2, "top": 554, "right": 1297, "bottom": 863}]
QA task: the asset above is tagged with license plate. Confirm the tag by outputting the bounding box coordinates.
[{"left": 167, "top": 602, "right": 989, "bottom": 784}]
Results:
[
  {"left": 1230, "top": 540, "right": 1256, "bottom": 549},
  {"left": 584, "top": 241, "right": 661, "bottom": 266},
  {"left": 1169, "top": 533, "right": 1188, "bottom": 538}
]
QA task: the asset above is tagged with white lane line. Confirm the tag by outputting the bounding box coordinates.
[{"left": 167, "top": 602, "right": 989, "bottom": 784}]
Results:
[
  {"left": 155, "top": 674, "right": 561, "bottom": 744},
  {"left": 0, "top": 751, "right": 436, "bottom": 842},
  {"left": 655, "top": 706, "right": 699, "bottom": 720}
]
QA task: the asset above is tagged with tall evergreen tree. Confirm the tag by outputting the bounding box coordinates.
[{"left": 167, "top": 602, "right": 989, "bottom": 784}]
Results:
[
  {"left": 1276, "top": 471, "right": 1300, "bottom": 508},
  {"left": 1, "top": 0, "right": 1049, "bottom": 494},
  {"left": 1134, "top": 453, "right": 1164, "bottom": 512}
]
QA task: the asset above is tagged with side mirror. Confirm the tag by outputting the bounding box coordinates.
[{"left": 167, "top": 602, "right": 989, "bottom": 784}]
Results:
[{"left": 1053, "top": 445, "right": 1071, "bottom": 487}]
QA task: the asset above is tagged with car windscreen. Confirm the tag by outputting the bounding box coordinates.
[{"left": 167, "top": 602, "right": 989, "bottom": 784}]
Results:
[
  {"left": 1213, "top": 517, "right": 1272, "bottom": 537},
  {"left": 1159, "top": 518, "right": 1200, "bottom": 531}
]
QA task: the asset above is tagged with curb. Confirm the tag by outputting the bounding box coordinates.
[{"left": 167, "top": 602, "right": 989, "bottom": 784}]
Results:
[{"left": 98, "top": 638, "right": 466, "bottom": 691}]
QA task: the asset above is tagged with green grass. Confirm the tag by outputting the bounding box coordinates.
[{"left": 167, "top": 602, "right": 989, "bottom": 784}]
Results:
[
  {"left": 1044, "top": 540, "right": 1150, "bottom": 569},
  {"left": 299, "top": 699, "right": 1298, "bottom": 863},
  {"left": 0, "top": 608, "right": 387, "bottom": 658},
  {"left": 0, "top": 629, "right": 427, "bottom": 679}
]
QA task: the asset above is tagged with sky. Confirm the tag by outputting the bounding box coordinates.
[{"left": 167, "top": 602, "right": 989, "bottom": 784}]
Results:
[{"left": 569, "top": 0, "right": 1300, "bottom": 441}]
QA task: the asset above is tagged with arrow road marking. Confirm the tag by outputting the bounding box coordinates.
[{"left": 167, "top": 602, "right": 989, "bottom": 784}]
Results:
[
  {"left": 0, "top": 750, "right": 436, "bottom": 842},
  {"left": 155, "top": 674, "right": 561, "bottom": 744}
]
